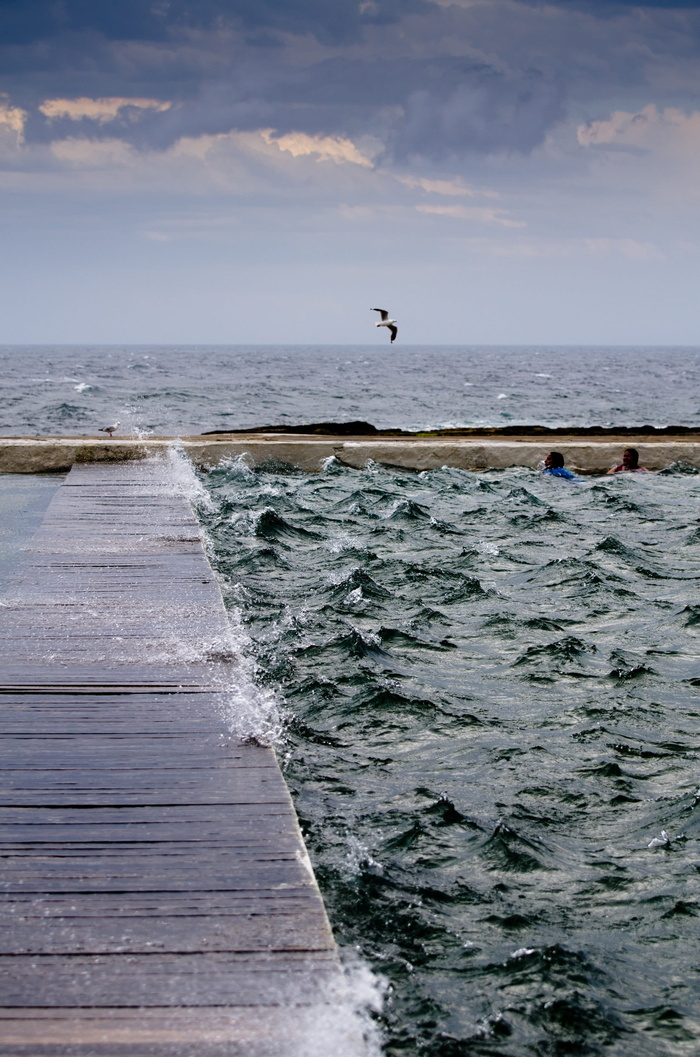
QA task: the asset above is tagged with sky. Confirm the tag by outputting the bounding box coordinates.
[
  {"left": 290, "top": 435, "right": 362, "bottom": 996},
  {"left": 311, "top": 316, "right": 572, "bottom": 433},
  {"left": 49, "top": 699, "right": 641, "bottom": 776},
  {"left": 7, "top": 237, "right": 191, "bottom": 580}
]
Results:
[{"left": 1, "top": 0, "right": 700, "bottom": 344}]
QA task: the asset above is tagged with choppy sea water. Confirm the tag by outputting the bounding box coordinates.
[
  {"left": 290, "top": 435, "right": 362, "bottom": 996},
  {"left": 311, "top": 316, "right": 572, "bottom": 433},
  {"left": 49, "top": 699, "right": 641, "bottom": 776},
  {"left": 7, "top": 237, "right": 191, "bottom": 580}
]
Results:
[
  {"left": 197, "top": 457, "right": 700, "bottom": 1057},
  {"left": 2, "top": 345, "right": 700, "bottom": 1055},
  {"left": 0, "top": 345, "right": 699, "bottom": 434}
]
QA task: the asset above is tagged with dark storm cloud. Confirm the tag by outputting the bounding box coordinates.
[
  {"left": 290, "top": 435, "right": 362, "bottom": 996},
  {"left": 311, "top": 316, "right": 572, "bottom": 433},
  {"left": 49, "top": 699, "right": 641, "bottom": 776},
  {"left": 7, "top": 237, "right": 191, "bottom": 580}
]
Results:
[
  {"left": 382, "top": 63, "right": 565, "bottom": 160},
  {"left": 0, "top": 0, "right": 429, "bottom": 47},
  {"left": 278, "top": 56, "right": 566, "bottom": 160},
  {"left": 529, "top": 0, "right": 700, "bottom": 6},
  {"left": 22, "top": 52, "right": 564, "bottom": 161},
  {"left": 1, "top": 0, "right": 696, "bottom": 50},
  {"left": 3, "top": 0, "right": 698, "bottom": 167}
]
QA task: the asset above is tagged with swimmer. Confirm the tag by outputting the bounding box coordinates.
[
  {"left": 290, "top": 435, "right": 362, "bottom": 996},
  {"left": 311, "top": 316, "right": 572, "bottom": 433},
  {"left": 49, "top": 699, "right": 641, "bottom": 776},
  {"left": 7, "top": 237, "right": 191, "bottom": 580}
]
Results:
[
  {"left": 607, "top": 448, "right": 650, "bottom": 474},
  {"left": 541, "top": 451, "right": 577, "bottom": 480}
]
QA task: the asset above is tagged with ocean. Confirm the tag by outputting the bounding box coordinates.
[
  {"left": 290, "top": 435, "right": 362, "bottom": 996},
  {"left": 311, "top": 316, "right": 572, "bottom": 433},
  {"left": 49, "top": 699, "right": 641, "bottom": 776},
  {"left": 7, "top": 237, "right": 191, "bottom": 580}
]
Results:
[
  {"left": 1, "top": 345, "right": 699, "bottom": 1056},
  {"left": 1, "top": 344, "right": 699, "bottom": 436}
]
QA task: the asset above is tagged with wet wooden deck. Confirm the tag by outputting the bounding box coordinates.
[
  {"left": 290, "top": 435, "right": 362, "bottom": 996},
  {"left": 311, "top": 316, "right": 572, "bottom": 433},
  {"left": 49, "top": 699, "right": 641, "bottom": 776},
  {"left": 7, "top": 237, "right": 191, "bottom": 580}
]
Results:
[{"left": 0, "top": 461, "right": 342, "bottom": 1055}]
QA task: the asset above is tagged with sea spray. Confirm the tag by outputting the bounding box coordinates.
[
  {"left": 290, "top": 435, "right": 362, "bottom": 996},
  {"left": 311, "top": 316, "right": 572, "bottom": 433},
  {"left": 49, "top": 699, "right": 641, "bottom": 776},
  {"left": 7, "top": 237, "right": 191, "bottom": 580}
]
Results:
[
  {"left": 161, "top": 444, "right": 285, "bottom": 744},
  {"left": 289, "top": 955, "right": 386, "bottom": 1057},
  {"left": 163, "top": 445, "right": 387, "bottom": 1052},
  {"left": 164, "top": 442, "right": 216, "bottom": 514}
]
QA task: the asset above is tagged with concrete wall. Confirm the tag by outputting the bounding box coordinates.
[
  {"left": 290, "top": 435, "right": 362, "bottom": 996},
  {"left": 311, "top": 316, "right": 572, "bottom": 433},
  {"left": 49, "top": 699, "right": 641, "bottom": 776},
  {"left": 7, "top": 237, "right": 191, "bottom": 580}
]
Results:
[
  {"left": 0, "top": 435, "right": 698, "bottom": 474},
  {"left": 335, "top": 440, "right": 700, "bottom": 473}
]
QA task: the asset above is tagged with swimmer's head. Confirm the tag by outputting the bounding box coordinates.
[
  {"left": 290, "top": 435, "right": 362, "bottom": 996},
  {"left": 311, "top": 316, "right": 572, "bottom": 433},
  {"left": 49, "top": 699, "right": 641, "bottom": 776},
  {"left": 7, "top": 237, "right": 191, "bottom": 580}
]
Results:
[
  {"left": 623, "top": 448, "right": 639, "bottom": 468},
  {"left": 545, "top": 451, "right": 565, "bottom": 469}
]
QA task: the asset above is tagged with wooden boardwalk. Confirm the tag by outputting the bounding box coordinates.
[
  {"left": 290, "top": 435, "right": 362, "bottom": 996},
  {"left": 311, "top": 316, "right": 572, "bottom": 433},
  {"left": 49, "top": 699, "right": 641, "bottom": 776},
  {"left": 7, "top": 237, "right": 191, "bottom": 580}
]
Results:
[{"left": 0, "top": 461, "right": 345, "bottom": 1055}]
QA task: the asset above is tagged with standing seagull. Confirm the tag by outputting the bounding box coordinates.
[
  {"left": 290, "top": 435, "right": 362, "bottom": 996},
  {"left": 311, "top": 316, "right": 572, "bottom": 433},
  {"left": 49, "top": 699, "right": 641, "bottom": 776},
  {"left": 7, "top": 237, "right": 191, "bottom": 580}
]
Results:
[
  {"left": 371, "top": 308, "right": 398, "bottom": 344},
  {"left": 98, "top": 422, "right": 120, "bottom": 437}
]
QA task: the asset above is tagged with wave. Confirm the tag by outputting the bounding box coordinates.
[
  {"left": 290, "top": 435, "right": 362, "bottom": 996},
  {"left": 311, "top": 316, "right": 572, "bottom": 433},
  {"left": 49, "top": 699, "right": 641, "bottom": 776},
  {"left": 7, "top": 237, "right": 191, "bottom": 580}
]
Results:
[
  {"left": 254, "top": 507, "right": 323, "bottom": 543},
  {"left": 325, "top": 568, "right": 392, "bottom": 603},
  {"left": 481, "top": 819, "right": 553, "bottom": 873}
]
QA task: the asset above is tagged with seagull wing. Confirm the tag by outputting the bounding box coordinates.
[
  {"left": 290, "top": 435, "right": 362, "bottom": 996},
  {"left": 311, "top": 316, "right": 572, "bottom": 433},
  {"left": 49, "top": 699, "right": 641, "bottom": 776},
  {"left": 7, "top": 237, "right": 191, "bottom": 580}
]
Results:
[
  {"left": 388, "top": 325, "right": 397, "bottom": 343},
  {"left": 372, "top": 308, "right": 389, "bottom": 321}
]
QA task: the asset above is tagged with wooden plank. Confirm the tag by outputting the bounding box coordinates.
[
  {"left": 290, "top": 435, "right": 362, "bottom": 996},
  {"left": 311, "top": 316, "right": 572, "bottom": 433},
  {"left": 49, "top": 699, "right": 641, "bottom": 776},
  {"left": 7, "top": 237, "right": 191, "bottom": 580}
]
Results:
[
  {"left": 0, "top": 952, "right": 340, "bottom": 1007},
  {"left": 0, "top": 900, "right": 333, "bottom": 955},
  {"left": 0, "top": 460, "right": 340, "bottom": 1050},
  {"left": 0, "top": 671, "right": 223, "bottom": 689},
  {"left": 0, "top": 1006, "right": 360, "bottom": 1057},
  {"left": 0, "top": 803, "right": 285, "bottom": 825}
]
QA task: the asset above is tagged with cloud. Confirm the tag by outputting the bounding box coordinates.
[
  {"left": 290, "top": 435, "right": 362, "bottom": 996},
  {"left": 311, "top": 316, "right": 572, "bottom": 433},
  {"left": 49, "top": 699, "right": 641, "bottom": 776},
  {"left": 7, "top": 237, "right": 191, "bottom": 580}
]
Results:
[
  {"left": 416, "top": 203, "right": 525, "bottom": 226},
  {"left": 50, "top": 136, "right": 136, "bottom": 168},
  {"left": 0, "top": 0, "right": 430, "bottom": 48},
  {"left": 527, "top": 0, "right": 700, "bottom": 7},
  {"left": 0, "top": 98, "right": 27, "bottom": 140},
  {"left": 578, "top": 104, "right": 700, "bottom": 153},
  {"left": 395, "top": 173, "right": 498, "bottom": 197},
  {"left": 583, "top": 237, "right": 664, "bottom": 260},
  {"left": 0, "top": 0, "right": 572, "bottom": 168},
  {"left": 39, "top": 97, "right": 172, "bottom": 124},
  {"left": 261, "top": 130, "right": 374, "bottom": 166},
  {"left": 6, "top": 42, "right": 568, "bottom": 165},
  {"left": 2, "top": 0, "right": 699, "bottom": 187},
  {"left": 0, "top": 122, "right": 388, "bottom": 201},
  {"left": 387, "top": 68, "right": 566, "bottom": 161}
]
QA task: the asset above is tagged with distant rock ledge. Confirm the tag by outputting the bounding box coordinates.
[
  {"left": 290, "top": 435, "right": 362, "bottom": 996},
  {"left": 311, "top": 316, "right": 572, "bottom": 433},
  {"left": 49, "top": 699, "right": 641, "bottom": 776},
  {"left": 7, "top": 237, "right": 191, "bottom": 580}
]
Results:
[{"left": 202, "top": 420, "right": 700, "bottom": 438}]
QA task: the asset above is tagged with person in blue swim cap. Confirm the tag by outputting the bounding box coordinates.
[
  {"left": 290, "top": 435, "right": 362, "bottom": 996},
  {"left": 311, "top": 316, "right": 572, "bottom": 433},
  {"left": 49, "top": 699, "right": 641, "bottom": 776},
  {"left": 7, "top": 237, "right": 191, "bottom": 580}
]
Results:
[{"left": 541, "top": 451, "right": 577, "bottom": 480}]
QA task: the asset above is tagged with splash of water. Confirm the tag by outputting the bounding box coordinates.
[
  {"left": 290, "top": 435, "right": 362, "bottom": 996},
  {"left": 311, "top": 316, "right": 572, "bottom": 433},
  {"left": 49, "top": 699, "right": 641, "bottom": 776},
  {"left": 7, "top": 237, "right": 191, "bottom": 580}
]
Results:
[
  {"left": 160, "top": 444, "right": 285, "bottom": 745},
  {"left": 162, "top": 447, "right": 386, "bottom": 1050},
  {"left": 163, "top": 443, "right": 216, "bottom": 513},
  {"left": 294, "top": 956, "right": 386, "bottom": 1057}
]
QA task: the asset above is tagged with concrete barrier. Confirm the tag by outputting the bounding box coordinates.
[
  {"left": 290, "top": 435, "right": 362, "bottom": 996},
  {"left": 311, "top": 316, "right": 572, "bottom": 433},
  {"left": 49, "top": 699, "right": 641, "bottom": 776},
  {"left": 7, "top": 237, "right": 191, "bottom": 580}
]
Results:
[
  {"left": 0, "top": 434, "right": 698, "bottom": 474},
  {"left": 335, "top": 439, "right": 700, "bottom": 473}
]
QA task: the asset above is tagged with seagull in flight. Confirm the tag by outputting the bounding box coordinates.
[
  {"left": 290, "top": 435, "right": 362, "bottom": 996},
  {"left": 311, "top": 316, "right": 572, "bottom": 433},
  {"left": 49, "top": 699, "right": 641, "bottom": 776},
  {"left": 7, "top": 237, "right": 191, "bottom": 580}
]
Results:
[
  {"left": 371, "top": 308, "right": 398, "bottom": 344},
  {"left": 98, "top": 422, "right": 120, "bottom": 437}
]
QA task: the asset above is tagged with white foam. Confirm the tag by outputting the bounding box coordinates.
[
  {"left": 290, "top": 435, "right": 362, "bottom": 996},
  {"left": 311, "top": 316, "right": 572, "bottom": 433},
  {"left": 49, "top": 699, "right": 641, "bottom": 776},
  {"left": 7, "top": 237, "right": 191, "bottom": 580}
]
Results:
[
  {"left": 227, "top": 507, "right": 265, "bottom": 533},
  {"left": 130, "top": 426, "right": 154, "bottom": 441},
  {"left": 344, "top": 836, "right": 383, "bottom": 878},
  {"left": 215, "top": 452, "right": 255, "bottom": 477},
  {"left": 325, "top": 531, "right": 358, "bottom": 554},
  {"left": 322, "top": 454, "right": 342, "bottom": 471},
  {"left": 278, "top": 954, "right": 385, "bottom": 1057},
  {"left": 190, "top": 574, "right": 286, "bottom": 746},
  {"left": 161, "top": 453, "right": 385, "bottom": 1057},
  {"left": 161, "top": 445, "right": 285, "bottom": 745},
  {"left": 163, "top": 443, "right": 216, "bottom": 513},
  {"left": 212, "top": 614, "right": 285, "bottom": 745},
  {"left": 156, "top": 450, "right": 386, "bottom": 1053}
]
